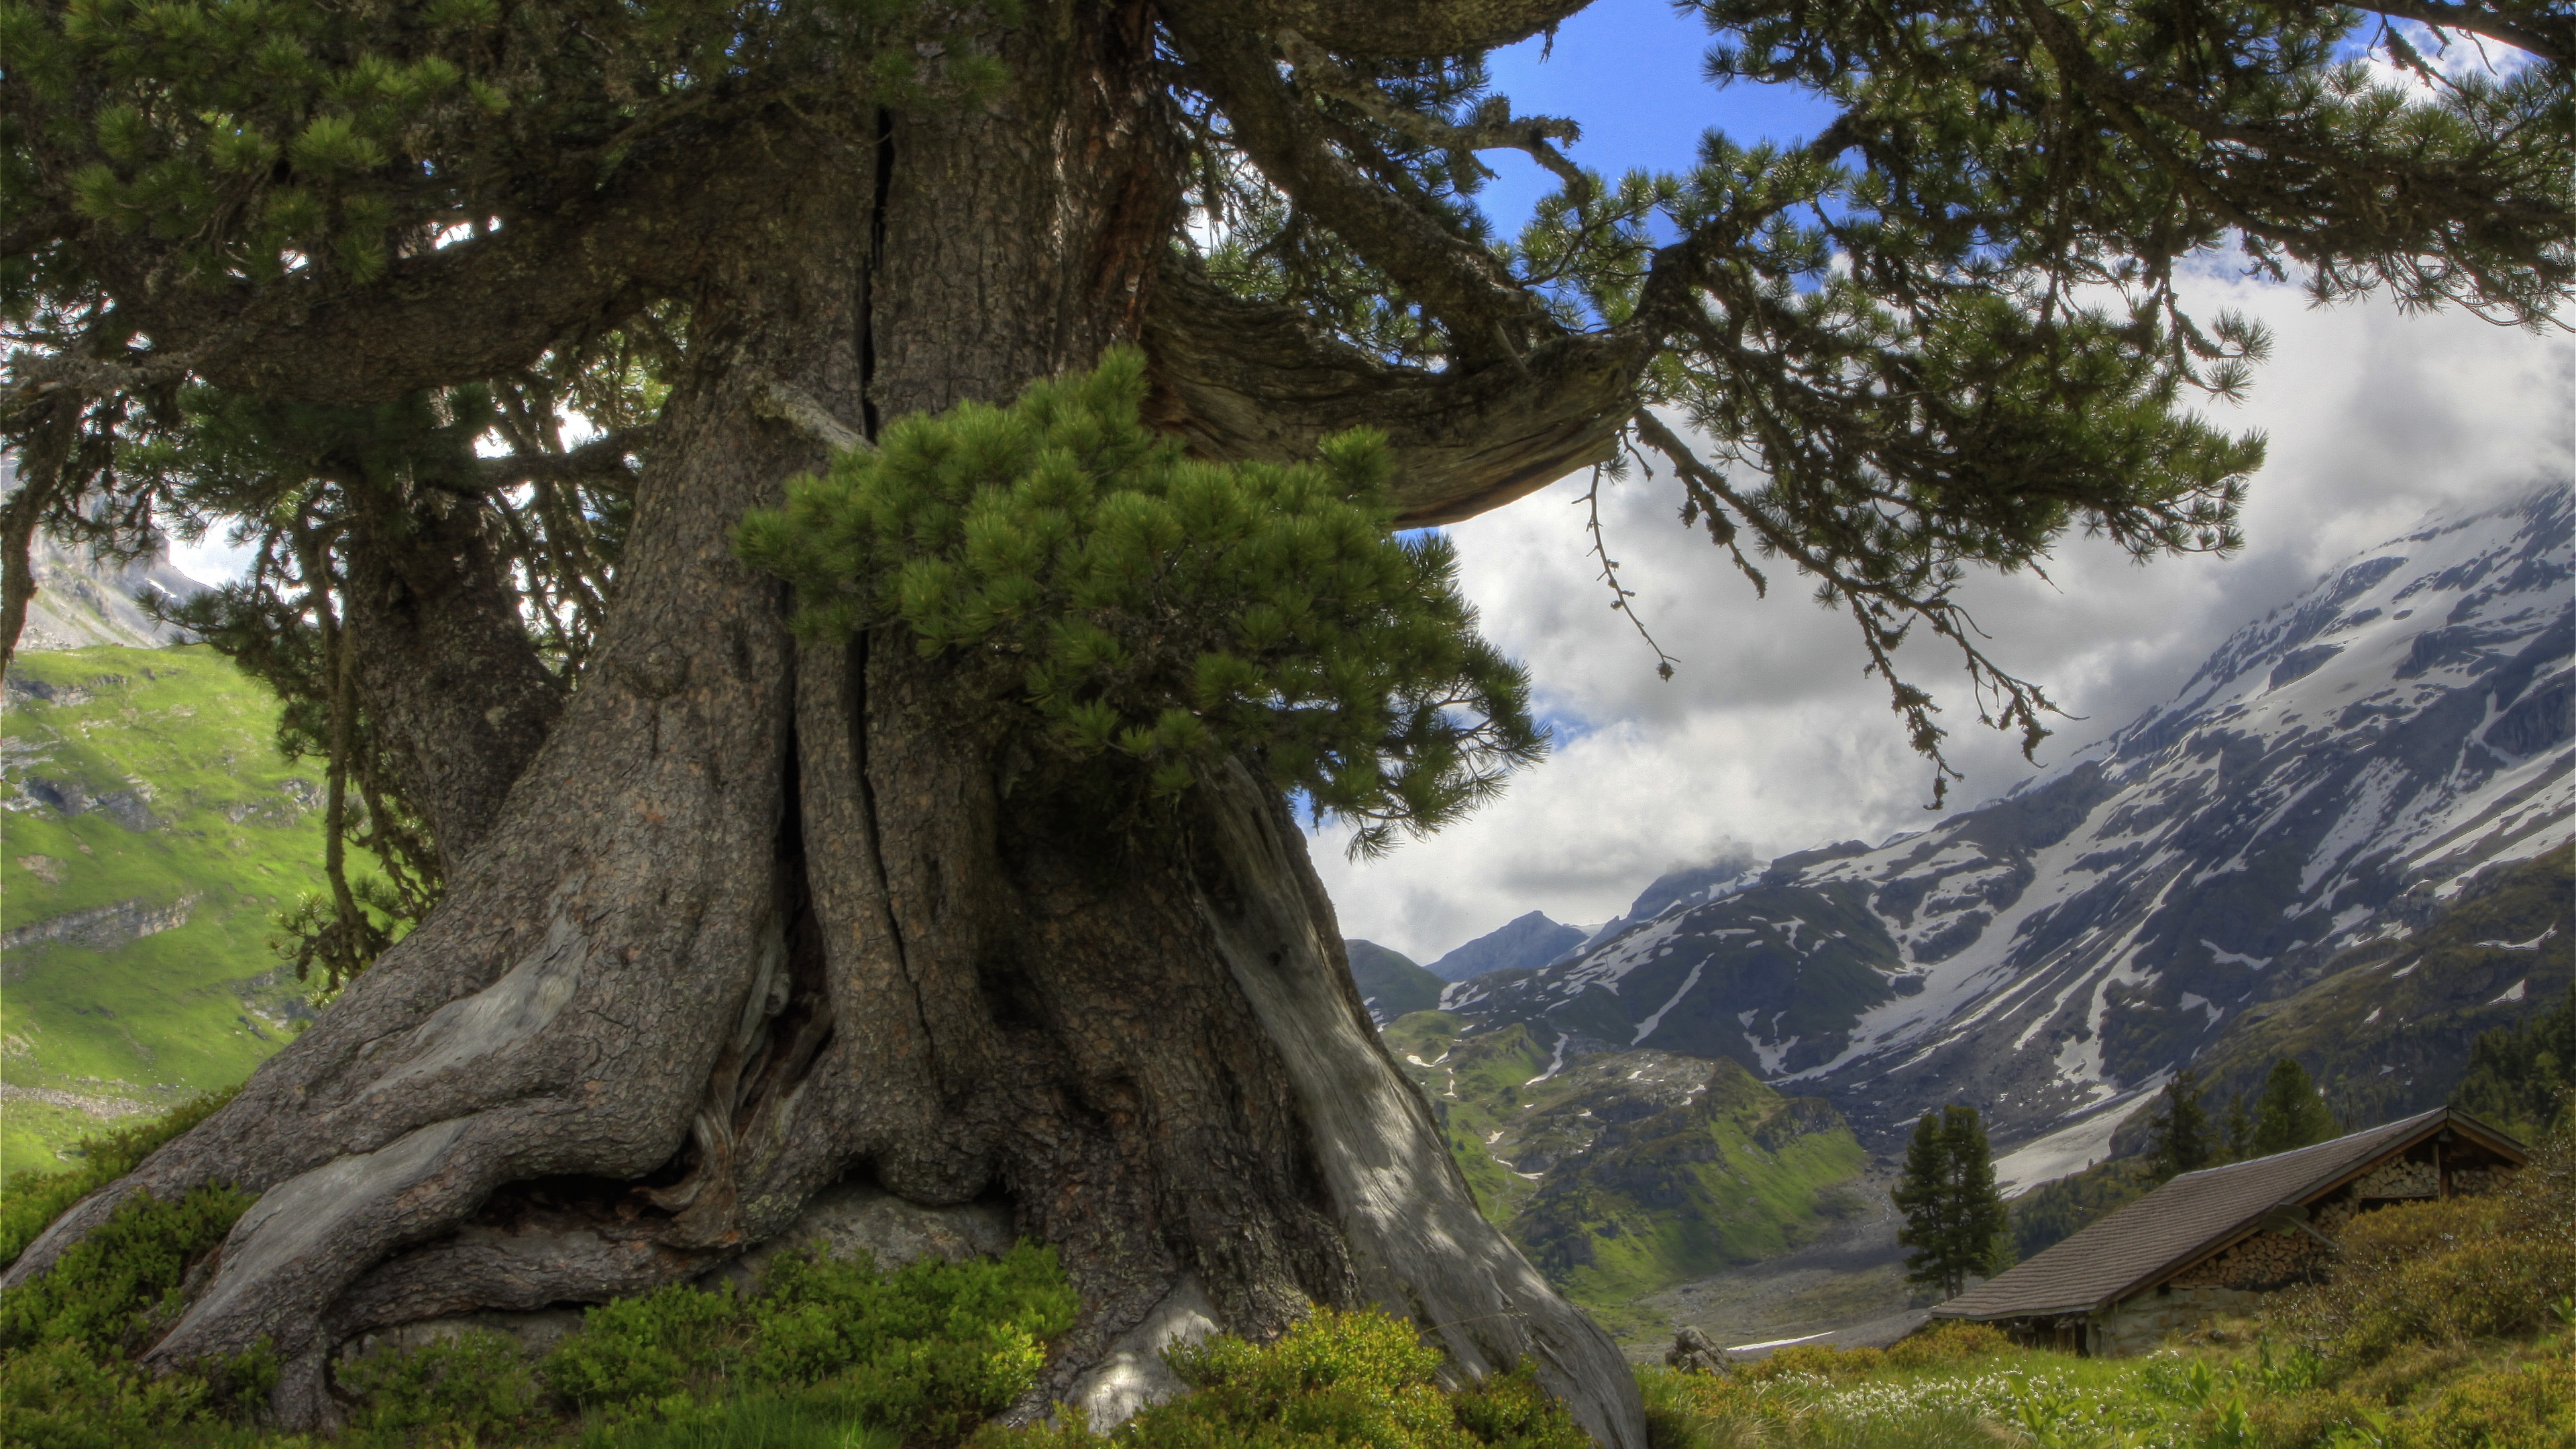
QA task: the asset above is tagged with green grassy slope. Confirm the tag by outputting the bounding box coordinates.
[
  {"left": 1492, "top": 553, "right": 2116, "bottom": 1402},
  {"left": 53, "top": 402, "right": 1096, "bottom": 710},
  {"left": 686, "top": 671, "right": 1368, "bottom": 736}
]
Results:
[
  {"left": 1, "top": 645, "right": 325, "bottom": 1175},
  {"left": 1383, "top": 1010, "right": 1870, "bottom": 1328}
]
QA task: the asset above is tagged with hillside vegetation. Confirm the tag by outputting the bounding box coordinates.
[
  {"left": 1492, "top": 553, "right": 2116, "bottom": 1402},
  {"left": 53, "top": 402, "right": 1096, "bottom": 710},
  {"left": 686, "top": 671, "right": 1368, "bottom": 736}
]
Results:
[
  {"left": 1383, "top": 1012, "right": 1870, "bottom": 1330},
  {"left": 1, "top": 645, "right": 327, "bottom": 1173},
  {"left": 2180, "top": 848, "right": 2573, "bottom": 1135},
  {"left": 1654, "top": 1116, "right": 2576, "bottom": 1448}
]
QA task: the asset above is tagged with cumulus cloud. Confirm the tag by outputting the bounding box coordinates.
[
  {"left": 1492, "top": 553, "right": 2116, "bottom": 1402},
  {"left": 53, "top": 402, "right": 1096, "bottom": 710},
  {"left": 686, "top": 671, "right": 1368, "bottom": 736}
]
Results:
[{"left": 1314, "top": 275, "right": 2576, "bottom": 962}]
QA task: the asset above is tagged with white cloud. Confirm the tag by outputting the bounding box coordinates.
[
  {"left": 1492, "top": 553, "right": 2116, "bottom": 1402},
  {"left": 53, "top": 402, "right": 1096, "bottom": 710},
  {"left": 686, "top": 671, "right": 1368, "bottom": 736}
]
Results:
[{"left": 1313, "top": 276, "right": 2575, "bottom": 963}]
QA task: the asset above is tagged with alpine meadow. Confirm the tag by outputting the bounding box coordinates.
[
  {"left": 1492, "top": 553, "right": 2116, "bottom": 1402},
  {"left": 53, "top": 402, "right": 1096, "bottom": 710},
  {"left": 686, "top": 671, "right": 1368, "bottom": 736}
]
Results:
[{"left": 1, "top": 0, "right": 2571, "bottom": 1441}]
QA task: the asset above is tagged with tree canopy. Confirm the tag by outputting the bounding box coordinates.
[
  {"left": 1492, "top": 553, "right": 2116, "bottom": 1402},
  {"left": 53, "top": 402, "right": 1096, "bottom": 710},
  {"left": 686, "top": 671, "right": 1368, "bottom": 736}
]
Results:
[
  {"left": 3, "top": 0, "right": 2570, "bottom": 948},
  {"left": 2251, "top": 1057, "right": 2342, "bottom": 1157}
]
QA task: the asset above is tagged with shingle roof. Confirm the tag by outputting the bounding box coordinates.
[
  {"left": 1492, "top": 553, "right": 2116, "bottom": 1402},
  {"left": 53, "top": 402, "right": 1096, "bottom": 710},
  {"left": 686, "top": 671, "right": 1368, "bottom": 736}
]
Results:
[{"left": 1933, "top": 1107, "right": 2526, "bottom": 1322}]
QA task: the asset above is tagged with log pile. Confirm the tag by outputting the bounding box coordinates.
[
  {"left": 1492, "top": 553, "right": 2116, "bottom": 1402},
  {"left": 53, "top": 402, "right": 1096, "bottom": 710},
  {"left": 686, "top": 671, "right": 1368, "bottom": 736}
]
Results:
[
  {"left": 2168, "top": 1229, "right": 2319, "bottom": 1290},
  {"left": 2355, "top": 1158, "right": 2438, "bottom": 1199}
]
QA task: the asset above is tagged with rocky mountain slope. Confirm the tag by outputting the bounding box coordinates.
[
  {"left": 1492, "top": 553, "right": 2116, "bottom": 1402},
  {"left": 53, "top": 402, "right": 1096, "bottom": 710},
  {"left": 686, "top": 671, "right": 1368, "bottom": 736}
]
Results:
[
  {"left": 1428, "top": 482, "right": 2573, "bottom": 1156},
  {"left": 1, "top": 646, "right": 327, "bottom": 1173},
  {"left": 3, "top": 457, "right": 207, "bottom": 653},
  {"left": 1348, "top": 940, "right": 1446, "bottom": 1023}
]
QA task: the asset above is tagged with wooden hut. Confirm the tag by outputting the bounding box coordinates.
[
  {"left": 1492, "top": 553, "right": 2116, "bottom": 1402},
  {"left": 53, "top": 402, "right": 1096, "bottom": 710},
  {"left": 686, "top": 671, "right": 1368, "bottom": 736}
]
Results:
[{"left": 1931, "top": 1106, "right": 2526, "bottom": 1356}]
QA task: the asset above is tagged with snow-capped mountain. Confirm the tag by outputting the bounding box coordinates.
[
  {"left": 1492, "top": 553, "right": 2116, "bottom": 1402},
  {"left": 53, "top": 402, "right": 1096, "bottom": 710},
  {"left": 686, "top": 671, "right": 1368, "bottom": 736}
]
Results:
[{"left": 1436, "top": 482, "right": 2574, "bottom": 1147}]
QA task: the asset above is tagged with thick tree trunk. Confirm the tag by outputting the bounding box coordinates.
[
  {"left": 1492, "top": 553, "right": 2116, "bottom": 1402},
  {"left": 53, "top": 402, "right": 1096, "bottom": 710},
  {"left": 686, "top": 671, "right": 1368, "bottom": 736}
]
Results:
[
  {"left": 1, "top": 7, "right": 1646, "bottom": 1444},
  {"left": 339, "top": 495, "right": 566, "bottom": 872}
]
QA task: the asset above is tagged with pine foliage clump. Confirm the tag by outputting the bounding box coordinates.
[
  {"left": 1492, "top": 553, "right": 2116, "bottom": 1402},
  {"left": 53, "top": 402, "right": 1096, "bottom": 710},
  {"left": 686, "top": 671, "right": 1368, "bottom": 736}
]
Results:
[{"left": 739, "top": 349, "right": 1544, "bottom": 854}]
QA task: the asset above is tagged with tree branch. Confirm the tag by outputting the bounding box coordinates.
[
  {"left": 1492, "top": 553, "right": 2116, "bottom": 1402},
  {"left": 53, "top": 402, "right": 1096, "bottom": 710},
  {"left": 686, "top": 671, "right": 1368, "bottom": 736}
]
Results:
[
  {"left": 1166, "top": 17, "right": 1553, "bottom": 365},
  {"left": 2358, "top": 0, "right": 2569, "bottom": 65},
  {"left": 94, "top": 109, "right": 838, "bottom": 407},
  {"left": 1142, "top": 262, "right": 1647, "bottom": 525},
  {"left": 1163, "top": 0, "right": 1597, "bottom": 60},
  {"left": 1273, "top": 30, "right": 1589, "bottom": 197},
  {"left": 473, "top": 428, "right": 656, "bottom": 494}
]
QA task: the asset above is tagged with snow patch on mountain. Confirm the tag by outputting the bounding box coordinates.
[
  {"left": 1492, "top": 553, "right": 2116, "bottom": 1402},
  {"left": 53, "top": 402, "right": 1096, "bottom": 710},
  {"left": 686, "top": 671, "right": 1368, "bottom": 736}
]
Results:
[{"left": 1431, "top": 481, "right": 2574, "bottom": 1145}]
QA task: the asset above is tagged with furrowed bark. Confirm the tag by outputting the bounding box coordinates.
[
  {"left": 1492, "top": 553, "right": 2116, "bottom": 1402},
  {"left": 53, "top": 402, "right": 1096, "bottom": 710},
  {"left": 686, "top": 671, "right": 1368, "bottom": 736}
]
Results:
[
  {"left": 1142, "top": 264, "right": 1645, "bottom": 525},
  {"left": 339, "top": 496, "right": 568, "bottom": 873}
]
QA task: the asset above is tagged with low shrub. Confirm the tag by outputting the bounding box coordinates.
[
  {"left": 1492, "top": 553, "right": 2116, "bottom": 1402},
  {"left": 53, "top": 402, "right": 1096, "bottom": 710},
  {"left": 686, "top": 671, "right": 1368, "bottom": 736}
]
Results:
[
  {"left": 2387, "top": 1350, "right": 2576, "bottom": 1448},
  {"left": 0, "top": 1336, "right": 217, "bottom": 1449},
  {"left": 338, "top": 1328, "right": 545, "bottom": 1443},
  {"left": 326, "top": 1239, "right": 1079, "bottom": 1446},
  {"left": 0, "top": 1183, "right": 251, "bottom": 1357},
  {"left": 2275, "top": 1119, "right": 2576, "bottom": 1364},
  {"left": 1882, "top": 1320, "right": 2010, "bottom": 1371},
  {"left": 975, "top": 1307, "right": 1592, "bottom": 1449},
  {"left": 0, "top": 1090, "right": 237, "bottom": 1271},
  {"left": 542, "top": 1279, "right": 745, "bottom": 1409}
]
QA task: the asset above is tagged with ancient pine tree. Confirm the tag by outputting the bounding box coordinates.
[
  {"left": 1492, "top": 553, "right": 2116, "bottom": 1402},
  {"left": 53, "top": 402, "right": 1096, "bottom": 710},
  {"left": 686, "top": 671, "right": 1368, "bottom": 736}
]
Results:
[{"left": 3, "top": 0, "right": 2571, "bottom": 1436}]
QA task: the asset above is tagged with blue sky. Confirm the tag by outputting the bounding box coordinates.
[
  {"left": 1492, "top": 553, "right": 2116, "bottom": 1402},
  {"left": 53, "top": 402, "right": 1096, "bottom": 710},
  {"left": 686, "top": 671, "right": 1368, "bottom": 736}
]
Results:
[{"left": 1470, "top": 0, "right": 1833, "bottom": 235}]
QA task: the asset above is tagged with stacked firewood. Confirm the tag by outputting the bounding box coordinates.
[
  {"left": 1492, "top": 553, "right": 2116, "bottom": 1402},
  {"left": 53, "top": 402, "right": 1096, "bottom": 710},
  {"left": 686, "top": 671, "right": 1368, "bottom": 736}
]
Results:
[
  {"left": 2169, "top": 1230, "right": 2318, "bottom": 1289},
  {"left": 2355, "top": 1158, "right": 2438, "bottom": 1199}
]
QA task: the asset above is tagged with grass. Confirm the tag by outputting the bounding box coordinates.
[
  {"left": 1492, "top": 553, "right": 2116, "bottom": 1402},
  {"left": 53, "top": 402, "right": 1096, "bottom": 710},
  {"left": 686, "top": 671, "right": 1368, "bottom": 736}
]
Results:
[{"left": 2, "top": 645, "right": 333, "bottom": 1174}]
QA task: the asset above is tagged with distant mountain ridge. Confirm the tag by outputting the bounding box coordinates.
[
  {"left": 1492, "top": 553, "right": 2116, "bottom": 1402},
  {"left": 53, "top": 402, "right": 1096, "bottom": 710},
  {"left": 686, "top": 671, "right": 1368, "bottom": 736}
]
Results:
[
  {"left": 1427, "top": 911, "right": 1589, "bottom": 981},
  {"left": 1421, "top": 481, "right": 2574, "bottom": 1152}
]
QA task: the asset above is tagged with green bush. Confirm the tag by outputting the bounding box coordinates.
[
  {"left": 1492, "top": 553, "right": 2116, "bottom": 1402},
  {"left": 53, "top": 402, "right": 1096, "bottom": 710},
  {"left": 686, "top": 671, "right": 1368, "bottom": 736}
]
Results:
[
  {"left": 976, "top": 1307, "right": 1591, "bottom": 1449},
  {"left": 0, "top": 1176, "right": 260, "bottom": 1449},
  {"left": 542, "top": 1279, "right": 746, "bottom": 1409},
  {"left": 1881, "top": 1320, "right": 2010, "bottom": 1370},
  {"left": 2275, "top": 1120, "right": 2576, "bottom": 1363},
  {"left": 337, "top": 1328, "right": 543, "bottom": 1442},
  {"left": 479, "top": 1240, "right": 1077, "bottom": 1444},
  {"left": 0, "top": 1337, "right": 216, "bottom": 1449},
  {"left": 735, "top": 347, "right": 1543, "bottom": 856},
  {"left": 0, "top": 1089, "right": 237, "bottom": 1270},
  {"left": 2389, "top": 1350, "right": 2576, "bottom": 1448},
  {"left": 0, "top": 1181, "right": 250, "bottom": 1357}
]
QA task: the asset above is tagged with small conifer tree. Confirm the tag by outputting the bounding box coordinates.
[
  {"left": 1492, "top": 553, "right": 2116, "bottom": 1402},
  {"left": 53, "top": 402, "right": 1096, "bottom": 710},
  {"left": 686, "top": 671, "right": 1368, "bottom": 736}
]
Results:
[
  {"left": 2251, "top": 1058, "right": 2340, "bottom": 1157},
  {"left": 2147, "top": 1069, "right": 2214, "bottom": 1181},
  {"left": 2223, "top": 1093, "right": 2257, "bottom": 1164},
  {"left": 1893, "top": 1104, "right": 2012, "bottom": 1299}
]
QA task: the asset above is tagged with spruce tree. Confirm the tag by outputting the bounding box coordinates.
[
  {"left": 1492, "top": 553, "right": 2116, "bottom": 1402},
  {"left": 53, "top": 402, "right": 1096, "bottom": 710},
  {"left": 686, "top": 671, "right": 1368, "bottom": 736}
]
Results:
[
  {"left": 1894, "top": 1104, "right": 2012, "bottom": 1299},
  {"left": 2224, "top": 1092, "right": 2258, "bottom": 1164},
  {"left": 1, "top": 0, "right": 2567, "bottom": 1432},
  {"left": 2147, "top": 1069, "right": 2214, "bottom": 1181},
  {"left": 2251, "top": 1058, "right": 2341, "bottom": 1157}
]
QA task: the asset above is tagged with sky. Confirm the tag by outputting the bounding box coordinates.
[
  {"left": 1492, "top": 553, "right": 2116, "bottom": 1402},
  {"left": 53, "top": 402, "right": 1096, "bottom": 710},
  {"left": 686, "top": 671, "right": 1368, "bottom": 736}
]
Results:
[
  {"left": 161, "top": 1, "right": 2576, "bottom": 964},
  {"left": 1308, "top": 0, "right": 2576, "bottom": 961}
]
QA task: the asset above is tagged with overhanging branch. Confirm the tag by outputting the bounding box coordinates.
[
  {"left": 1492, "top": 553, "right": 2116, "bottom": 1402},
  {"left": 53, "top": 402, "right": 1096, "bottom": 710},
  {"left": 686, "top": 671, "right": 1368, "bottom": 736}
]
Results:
[{"left": 1142, "top": 262, "right": 1647, "bottom": 525}]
